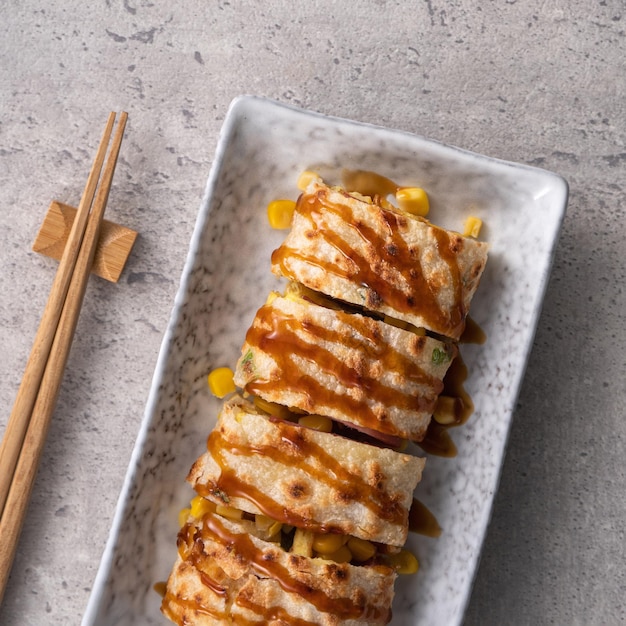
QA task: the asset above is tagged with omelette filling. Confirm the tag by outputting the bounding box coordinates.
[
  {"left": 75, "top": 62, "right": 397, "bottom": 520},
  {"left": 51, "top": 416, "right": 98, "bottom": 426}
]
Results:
[
  {"left": 209, "top": 356, "right": 468, "bottom": 452},
  {"left": 179, "top": 495, "right": 418, "bottom": 575}
]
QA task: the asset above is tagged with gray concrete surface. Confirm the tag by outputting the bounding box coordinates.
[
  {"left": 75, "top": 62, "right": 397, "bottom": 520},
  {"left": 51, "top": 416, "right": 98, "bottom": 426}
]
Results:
[{"left": 0, "top": 1, "right": 624, "bottom": 625}]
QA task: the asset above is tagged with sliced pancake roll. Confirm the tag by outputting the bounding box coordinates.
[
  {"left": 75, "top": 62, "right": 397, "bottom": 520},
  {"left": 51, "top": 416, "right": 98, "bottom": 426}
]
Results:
[
  {"left": 188, "top": 395, "right": 425, "bottom": 547},
  {"left": 161, "top": 554, "right": 230, "bottom": 625},
  {"left": 271, "top": 180, "right": 488, "bottom": 340},
  {"left": 162, "top": 510, "right": 396, "bottom": 625},
  {"left": 233, "top": 293, "right": 456, "bottom": 442}
]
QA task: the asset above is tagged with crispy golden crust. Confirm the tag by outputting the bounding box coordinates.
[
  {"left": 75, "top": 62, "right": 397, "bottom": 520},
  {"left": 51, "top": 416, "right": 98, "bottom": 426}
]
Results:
[
  {"left": 162, "top": 514, "right": 395, "bottom": 626},
  {"left": 161, "top": 554, "right": 232, "bottom": 625},
  {"left": 271, "top": 181, "right": 488, "bottom": 340},
  {"left": 233, "top": 294, "right": 456, "bottom": 441},
  {"left": 188, "top": 395, "right": 424, "bottom": 546}
]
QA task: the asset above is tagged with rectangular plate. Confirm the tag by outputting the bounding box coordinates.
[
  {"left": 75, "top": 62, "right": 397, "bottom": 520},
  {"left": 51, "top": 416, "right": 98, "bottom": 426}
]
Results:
[{"left": 82, "top": 96, "right": 568, "bottom": 625}]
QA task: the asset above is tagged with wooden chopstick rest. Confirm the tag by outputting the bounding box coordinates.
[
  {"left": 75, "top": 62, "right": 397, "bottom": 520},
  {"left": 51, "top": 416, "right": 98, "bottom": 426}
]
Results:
[{"left": 33, "top": 200, "right": 138, "bottom": 283}]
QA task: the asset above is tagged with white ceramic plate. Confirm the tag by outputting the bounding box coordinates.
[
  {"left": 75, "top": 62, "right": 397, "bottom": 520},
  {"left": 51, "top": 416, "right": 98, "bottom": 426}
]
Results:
[{"left": 82, "top": 96, "right": 568, "bottom": 626}]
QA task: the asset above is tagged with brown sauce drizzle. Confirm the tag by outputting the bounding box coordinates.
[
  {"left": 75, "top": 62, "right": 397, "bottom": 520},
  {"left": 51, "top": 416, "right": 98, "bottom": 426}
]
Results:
[
  {"left": 243, "top": 302, "right": 441, "bottom": 437},
  {"left": 418, "top": 422, "right": 457, "bottom": 457},
  {"left": 271, "top": 183, "right": 468, "bottom": 338},
  {"left": 460, "top": 315, "right": 486, "bottom": 345},
  {"left": 153, "top": 581, "right": 167, "bottom": 597},
  {"left": 202, "top": 414, "right": 406, "bottom": 529},
  {"left": 193, "top": 512, "right": 388, "bottom": 621},
  {"left": 408, "top": 498, "right": 442, "bottom": 538},
  {"left": 442, "top": 351, "right": 474, "bottom": 423},
  {"left": 342, "top": 169, "right": 399, "bottom": 198},
  {"left": 419, "top": 350, "right": 474, "bottom": 457},
  {"left": 196, "top": 469, "right": 333, "bottom": 535},
  {"left": 161, "top": 589, "right": 226, "bottom": 621},
  {"left": 198, "top": 570, "right": 227, "bottom": 597}
]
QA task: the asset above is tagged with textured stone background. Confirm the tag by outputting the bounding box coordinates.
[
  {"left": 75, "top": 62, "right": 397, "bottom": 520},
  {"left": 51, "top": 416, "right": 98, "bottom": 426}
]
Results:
[{"left": 0, "top": 1, "right": 624, "bottom": 625}]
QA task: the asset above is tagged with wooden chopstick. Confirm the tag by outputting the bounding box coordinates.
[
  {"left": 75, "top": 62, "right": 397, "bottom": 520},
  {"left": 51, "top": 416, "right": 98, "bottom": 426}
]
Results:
[
  {"left": 0, "top": 112, "right": 128, "bottom": 602},
  {"left": 0, "top": 113, "right": 116, "bottom": 514}
]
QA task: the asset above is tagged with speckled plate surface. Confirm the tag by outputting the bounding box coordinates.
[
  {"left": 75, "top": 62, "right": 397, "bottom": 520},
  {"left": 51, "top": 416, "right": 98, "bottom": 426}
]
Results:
[{"left": 82, "top": 96, "right": 568, "bottom": 626}]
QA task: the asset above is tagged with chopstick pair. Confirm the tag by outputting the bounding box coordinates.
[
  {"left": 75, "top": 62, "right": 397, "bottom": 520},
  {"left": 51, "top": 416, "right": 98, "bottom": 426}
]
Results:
[{"left": 0, "top": 112, "right": 128, "bottom": 603}]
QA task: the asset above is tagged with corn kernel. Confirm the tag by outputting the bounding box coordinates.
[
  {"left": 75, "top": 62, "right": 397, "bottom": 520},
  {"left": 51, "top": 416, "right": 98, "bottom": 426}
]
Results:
[
  {"left": 298, "top": 414, "right": 333, "bottom": 433},
  {"left": 284, "top": 281, "right": 302, "bottom": 298},
  {"left": 207, "top": 367, "right": 235, "bottom": 398},
  {"left": 321, "top": 545, "right": 352, "bottom": 564},
  {"left": 297, "top": 170, "right": 321, "bottom": 191},
  {"left": 190, "top": 495, "right": 216, "bottom": 519},
  {"left": 268, "top": 521, "right": 283, "bottom": 537},
  {"left": 383, "top": 315, "right": 410, "bottom": 331},
  {"left": 463, "top": 216, "right": 483, "bottom": 238},
  {"left": 284, "top": 289, "right": 303, "bottom": 303},
  {"left": 215, "top": 505, "right": 243, "bottom": 521},
  {"left": 433, "top": 395, "right": 463, "bottom": 426},
  {"left": 255, "top": 514, "right": 274, "bottom": 531},
  {"left": 286, "top": 282, "right": 339, "bottom": 310},
  {"left": 267, "top": 199, "right": 296, "bottom": 229},
  {"left": 395, "top": 187, "right": 429, "bottom": 217},
  {"left": 255, "top": 514, "right": 283, "bottom": 537},
  {"left": 253, "top": 396, "right": 294, "bottom": 420},
  {"left": 387, "top": 549, "right": 419, "bottom": 574},
  {"left": 178, "top": 507, "right": 190, "bottom": 527},
  {"left": 347, "top": 537, "right": 376, "bottom": 562},
  {"left": 312, "top": 533, "right": 347, "bottom": 555},
  {"left": 265, "top": 291, "right": 279, "bottom": 305},
  {"left": 292, "top": 528, "right": 314, "bottom": 557}
]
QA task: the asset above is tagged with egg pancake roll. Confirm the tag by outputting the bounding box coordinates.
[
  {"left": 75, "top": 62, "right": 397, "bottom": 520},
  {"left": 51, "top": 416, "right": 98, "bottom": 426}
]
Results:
[
  {"left": 271, "top": 181, "right": 488, "bottom": 340},
  {"left": 188, "top": 395, "right": 425, "bottom": 547}
]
